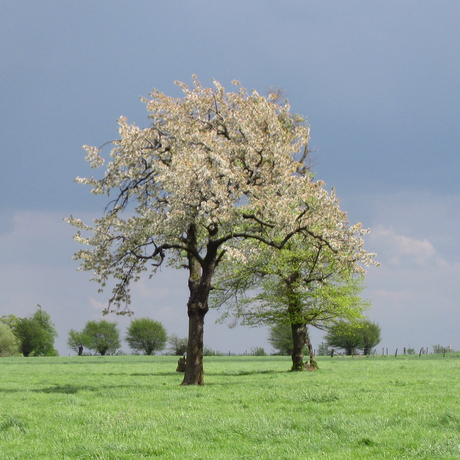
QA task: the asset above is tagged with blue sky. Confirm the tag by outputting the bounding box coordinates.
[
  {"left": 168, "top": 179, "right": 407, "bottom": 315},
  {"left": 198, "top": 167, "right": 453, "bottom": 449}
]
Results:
[{"left": 1, "top": 1, "right": 459, "bottom": 355}]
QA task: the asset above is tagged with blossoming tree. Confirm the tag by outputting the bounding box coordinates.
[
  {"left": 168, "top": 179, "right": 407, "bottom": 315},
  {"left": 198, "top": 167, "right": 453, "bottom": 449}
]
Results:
[{"left": 67, "top": 76, "right": 358, "bottom": 385}]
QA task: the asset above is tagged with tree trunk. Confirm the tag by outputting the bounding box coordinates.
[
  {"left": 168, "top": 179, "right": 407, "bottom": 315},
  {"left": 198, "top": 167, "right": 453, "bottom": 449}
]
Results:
[
  {"left": 305, "top": 327, "right": 318, "bottom": 369},
  {"left": 181, "top": 307, "right": 207, "bottom": 385},
  {"left": 291, "top": 323, "right": 306, "bottom": 371},
  {"left": 181, "top": 224, "right": 214, "bottom": 385}
]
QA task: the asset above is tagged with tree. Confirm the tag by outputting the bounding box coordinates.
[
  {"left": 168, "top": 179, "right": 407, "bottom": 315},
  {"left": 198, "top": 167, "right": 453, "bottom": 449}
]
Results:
[
  {"left": 211, "top": 223, "right": 375, "bottom": 370},
  {"left": 0, "top": 323, "right": 21, "bottom": 357},
  {"left": 67, "top": 76, "right": 359, "bottom": 384},
  {"left": 126, "top": 318, "right": 167, "bottom": 355},
  {"left": 168, "top": 334, "right": 188, "bottom": 356},
  {"left": 14, "top": 307, "right": 58, "bottom": 357},
  {"left": 359, "top": 320, "right": 381, "bottom": 355},
  {"left": 325, "top": 321, "right": 363, "bottom": 355},
  {"left": 324, "top": 320, "right": 381, "bottom": 355},
  {"left": 268, "top": 322, "right": 294, "bottom": 355},
  {"left": 67, "top": 329, "right": 87, "bottom": 355},
  {"left": 79, "top": 320, "right": 121, "bottom": 355},
  {"left": 0, "top": 314, "right": 20, "bottom": 330}
]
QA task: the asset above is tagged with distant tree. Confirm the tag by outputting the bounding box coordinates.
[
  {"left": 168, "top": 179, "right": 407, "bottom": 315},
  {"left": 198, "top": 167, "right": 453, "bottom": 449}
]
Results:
[
  {"left": 325, "top": 320, "right": 381, "bottom": 355},
  {"left": 14, "top": 307, "right": 58, "bottom": 357},
  {"left": 432, "top": 344, "right": 450, "bottom": 354},
  {"left": 325, "top": 321, "right": 363, "bottom": 355},
  {"left": 80, "top": 320, "right": 121, "bottom": 355},
  {"left": 67, "top": 329, "right": 88, "bottom": 355},
  {"left": 316, "top": 342, "right": 331, "bottom": 356},
  {"left": 250, "top": 346, "right": 266, "bottom": 356},
  {"left": 359, "top": 320, "right": 381, "bottom": 355},
  {"left": 268, "top": 323, "right": 294, "bottom": 355},
  {"left": 203, "top": 346, "right": 222, "bottom": 356},
  {"left": 0, "top": 314, "right": 20, "bottom": 330},
  {"left": 168, "top": 334, "right": 188, "bottom": 356},
  {"left": 125, "top": 318, "right": 167, "bottom": 355},
  {"left": 0, "top": 323, "right": 21, "bottom": 357}
]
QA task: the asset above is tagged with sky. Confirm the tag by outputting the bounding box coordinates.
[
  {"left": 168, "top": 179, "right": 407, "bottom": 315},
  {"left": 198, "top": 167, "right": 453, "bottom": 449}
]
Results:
[{"left": 1, "top": 1, "right": 459, "bottom": 356}]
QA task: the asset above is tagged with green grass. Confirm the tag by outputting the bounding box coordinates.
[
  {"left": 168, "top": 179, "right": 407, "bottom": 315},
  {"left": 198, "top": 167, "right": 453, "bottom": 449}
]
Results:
[{"left": 1, "top": 354, "right": 460, "bottom": 459}]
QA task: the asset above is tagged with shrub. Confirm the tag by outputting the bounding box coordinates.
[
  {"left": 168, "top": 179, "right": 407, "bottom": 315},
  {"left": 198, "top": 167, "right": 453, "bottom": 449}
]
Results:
[
  {"left": 251, "top": 346, "right": 266, "bottom": 356},
  {"left": 316, "top": 342, "right": 331, "bottom": 356},
  {"left": 125, "top": 318, "right": 167, "bottom": 355},
  {"left": 168, "top": 334, "right": 188, "bottom": 355},
  {"left": 0, "top": 323, "right": 21, "bottom": 357}
]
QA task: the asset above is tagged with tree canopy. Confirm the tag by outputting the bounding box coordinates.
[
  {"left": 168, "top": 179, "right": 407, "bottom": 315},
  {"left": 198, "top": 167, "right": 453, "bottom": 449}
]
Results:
[
  {"left": 0, "top": 323, "right": 21, "bottom": 357},
  {"left": 67, "top": 76, "right": 374, "bottom": 384},
  {"left": 76, "top": 320, "right": 121, "bottom": 356},
  {"left": 125, "top": 318, "right": 167, "bottom": 355},
  {"left": 211, "top": 220, "right": 375, "bottom": 369},
  {"left": 13, "top": 308, "right": 58, "bottom": 357},
  {"left": 324, "top": 320, "right": 381, "bottom": 355}
]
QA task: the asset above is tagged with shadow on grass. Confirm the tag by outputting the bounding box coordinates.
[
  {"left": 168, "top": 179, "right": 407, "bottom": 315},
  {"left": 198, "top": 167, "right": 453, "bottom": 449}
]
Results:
[{"left": 205, "top": 369, "right": 286, "bottom": 377}]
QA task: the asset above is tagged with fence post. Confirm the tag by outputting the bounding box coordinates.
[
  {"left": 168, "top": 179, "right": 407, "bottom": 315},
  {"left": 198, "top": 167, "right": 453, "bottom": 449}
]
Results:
[{"left": 395, "top": 348, "right": 398, "bottom": 358}]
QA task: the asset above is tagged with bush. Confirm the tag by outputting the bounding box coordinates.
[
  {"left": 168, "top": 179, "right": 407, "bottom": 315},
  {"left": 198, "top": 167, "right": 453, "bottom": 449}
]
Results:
[
  {"left": 0, "top": 323, "right": 21, "bottom": 357},
  {"left": 250, "top": 346, "right": 266, "bottom": 356},
  {"left": 432, "top": 344, "right": 453, "bottom": 354},
  {"left": 316, "top": 342, "right": 331, "bottom": 356},
  {"left": 203, "top": 346, "right": 223, "bottom": 356},
  {"left": 268, "top": 323, "right": 293, "bottom": 355},
  {"left": 168, "top": 334, "right": 188, "bottom": 355},
  {"left": 325, "top": 320, "right": 381, "bottom": 355},
  {"left": 125, "top": 318, "right": 168, "bottom": 355},
  {"left": 14, "top": 308, "right": 58, "bottom": 357},
  {"left": 79, "top": 320, "right": 121, "bottom": 355}
]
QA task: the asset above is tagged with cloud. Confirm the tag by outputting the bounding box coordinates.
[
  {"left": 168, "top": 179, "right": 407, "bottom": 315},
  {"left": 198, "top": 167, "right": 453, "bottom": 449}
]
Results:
[{"left": 370, "top": 226, "right": 437, "bottom": 265}]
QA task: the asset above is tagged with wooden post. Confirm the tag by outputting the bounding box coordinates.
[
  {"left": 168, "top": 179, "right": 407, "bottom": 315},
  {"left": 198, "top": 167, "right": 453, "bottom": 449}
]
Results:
[
  {"left": 331, "top": 349, "right": 334, "bottom": 358},
  {"left": 395, "top": 348, "right": 398, "bottom": 357},
  {"left": 419, "top": 347, "right": 424, "bottom": 357}
]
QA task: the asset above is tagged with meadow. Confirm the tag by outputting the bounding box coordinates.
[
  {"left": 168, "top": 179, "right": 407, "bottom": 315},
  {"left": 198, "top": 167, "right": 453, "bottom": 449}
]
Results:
[{"left": 0, "top": 354, "right": 459, "bottom": 459}]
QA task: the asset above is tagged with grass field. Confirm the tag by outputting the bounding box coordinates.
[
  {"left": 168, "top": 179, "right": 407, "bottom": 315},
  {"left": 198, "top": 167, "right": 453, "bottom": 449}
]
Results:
[{"left": 1, "top": 354, "right": 459, "bottom": 459}]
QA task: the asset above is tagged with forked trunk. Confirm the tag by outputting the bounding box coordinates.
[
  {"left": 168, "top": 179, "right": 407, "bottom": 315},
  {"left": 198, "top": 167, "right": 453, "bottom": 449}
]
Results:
[{"left": 291, "top": 322, "right": 307, "bottom": 371}]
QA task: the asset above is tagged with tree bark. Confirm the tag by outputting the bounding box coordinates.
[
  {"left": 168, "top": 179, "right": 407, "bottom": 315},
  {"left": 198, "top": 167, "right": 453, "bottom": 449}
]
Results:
[
  {"left": 305, "top": 327, "right": 318, "bottom": 369},
  {"left": 291, "top": 322, "right": 306, "bottom": 371},
  {"left": 182, "top": 307, "right": 207, "bottom": 385},
  {"left": 181, "top": 224, "right": 214, "bottom": 385}
]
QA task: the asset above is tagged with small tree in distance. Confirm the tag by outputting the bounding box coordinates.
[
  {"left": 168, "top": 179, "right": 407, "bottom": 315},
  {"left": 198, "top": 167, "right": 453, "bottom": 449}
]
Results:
[
  {"left": 360, "top": 321, "right": 382, "bottom": 355},
  {"left": 14, "top": 307, "right": 58, "bottom": 357},
  {"left": 67, "top": 329, "right": 88, "bottom": 355},
  {"left": 79, "top": 320, "right": 121, "bottom": 356},
  {"left": 268, "top": 323, "right": 294, "bottom": 356},
  {"left": 0, "top": 323, "right": 21, "bottom": 357},
  {"left": 325, "top": 320, "right": 381, "bottom": 355},
  {"left": 168, "top": 335, "right": 188, "bottom": 356},
  {"left": 126, "top": 318, "right": 167, "bottom": 355}
]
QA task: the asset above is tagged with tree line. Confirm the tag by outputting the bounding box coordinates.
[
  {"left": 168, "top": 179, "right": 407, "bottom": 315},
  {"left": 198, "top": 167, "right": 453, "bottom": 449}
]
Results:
[{"left": 0, "top": 308, "right": 186, "bottom": 357}]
